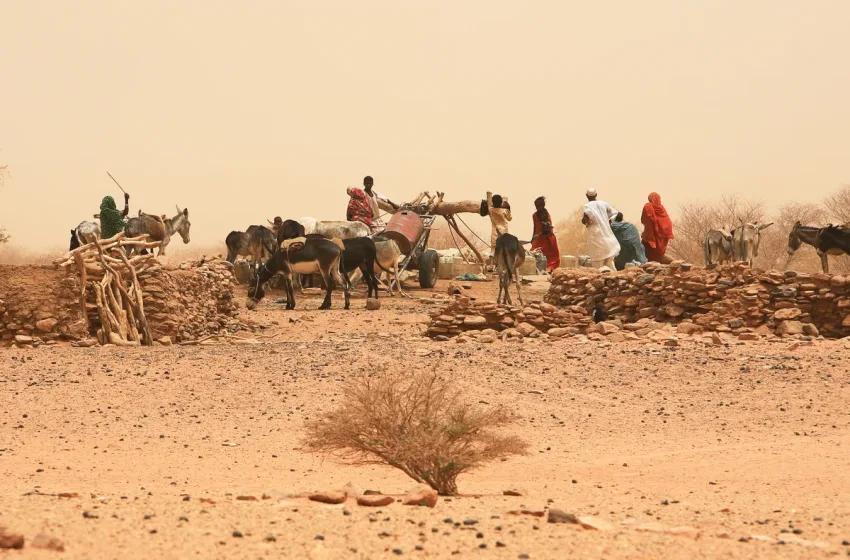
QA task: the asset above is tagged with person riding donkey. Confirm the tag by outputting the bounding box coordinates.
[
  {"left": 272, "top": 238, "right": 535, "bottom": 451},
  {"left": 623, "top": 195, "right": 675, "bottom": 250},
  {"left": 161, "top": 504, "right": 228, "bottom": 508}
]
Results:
[{"left": 97, "top": 193, "right": 131, "bottom": 239}]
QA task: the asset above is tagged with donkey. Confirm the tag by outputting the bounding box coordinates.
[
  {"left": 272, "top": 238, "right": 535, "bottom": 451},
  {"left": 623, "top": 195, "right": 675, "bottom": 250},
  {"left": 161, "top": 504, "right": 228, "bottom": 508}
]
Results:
[
  {"left": 732, "top": 222, "right": 773, "bottom": 267},
  {"left": 788, "top": 221, "right": 850, "bottom": 273},
  {"left": 495, "top": 233, "right": 527, "bottom": 306},
  {"left": 124, "top": 206, "right": 191, "bottom": 256},
  {"left": 703, "top": 229, "right": 734, "bottom": 267},
  {"left": 247, "top": 237, "right": 350, "bottom": 311},
  {"left": 225, "top": 225, "right": 276, "bottom": 264},
  {"left": 69, "top": 220, "right": 101, "bottom": 251}
]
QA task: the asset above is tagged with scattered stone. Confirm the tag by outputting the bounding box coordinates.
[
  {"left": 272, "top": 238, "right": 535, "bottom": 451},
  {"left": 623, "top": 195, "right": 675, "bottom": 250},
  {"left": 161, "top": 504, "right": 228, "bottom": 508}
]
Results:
[
  {"left": 365, "top": 299, "right": 381, "bottom": 311},
  {"left": 547, "top": 509, "right": 578, "bottom": 524},
  {"left": 517, "top": 322, "right": 538, "bottom": 337},
  {"left": 738, "top": 333, "right": 760, "bottom": 341},
  {"left": 776, "top": 320, "right": 804, "bottom": 337},
  {"left": 232, "top": 531, "right": 243, "bottom": 538},
  {"left": 14, "top": 335, "right": 33, "bottom": 345},
  {"left": 503, "top": 488, "right": 525, "bottom": 497},
  {"left": 774, "top": 308, "right": 802, "bottom": 320},
  {"left": 31, "top": 532, "right": 65, "bottom": 552},
  {"left": 35, "top": 318, "right": 58, "bottom": 333},
  {"left": 236, "top": 495, "right": 257, "bottom": 501},
  {"left": 402, "top": 486, "right": 438, "bottom": 508},
  {"left": 0, "top": 527, "right": 24, "bottom": 549},
  {"left": 309, "top": 491, "right": 347, "bottom": 505},
  {"left": 357, "top": 495, "right": 394, "bottom": 507},
  {"left": 157, "top": 336, "right": 173, "bottom": 346}
]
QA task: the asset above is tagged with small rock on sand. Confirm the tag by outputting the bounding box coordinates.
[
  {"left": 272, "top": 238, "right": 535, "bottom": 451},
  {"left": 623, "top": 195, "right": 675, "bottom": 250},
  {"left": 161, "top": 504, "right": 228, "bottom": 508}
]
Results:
[
  {"left": 547, "top": 509, "right": 578, "bottom": 524},
  {"left": 31, "top": 533, "right": 65, "bottom": 552},
  {"left": 0, "top": 527, "right": 24, "bottom": 550},
  {"left": 402, "top": 486, "right": 438, "bottom": 508},
  {"left": 357, "top": 495, "right": 395, "bottom": 507},
  {"left": 308, "top": 491, "right": 347, "bottom": 505},
  {"left": 365, "top": 299, "right": 381, "bottom": 311}
]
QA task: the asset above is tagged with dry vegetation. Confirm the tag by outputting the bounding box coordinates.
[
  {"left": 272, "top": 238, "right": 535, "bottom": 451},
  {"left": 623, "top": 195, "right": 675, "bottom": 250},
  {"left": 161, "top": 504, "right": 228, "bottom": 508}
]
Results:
[
  {"left": 305, "top": 370, "right": 528, "bottom": 495},
  {"left": 667, "top": 187, "right": 850, "bottom": 273}
]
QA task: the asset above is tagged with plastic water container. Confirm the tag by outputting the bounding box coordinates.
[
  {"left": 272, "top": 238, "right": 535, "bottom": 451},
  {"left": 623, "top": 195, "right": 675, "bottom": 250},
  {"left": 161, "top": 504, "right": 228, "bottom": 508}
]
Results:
[
  {"left": 578, "top": 255, "right": 592, "bottom": 267},
  {"left": 561, "top": 255, "right": 578, "bottom": 268}
]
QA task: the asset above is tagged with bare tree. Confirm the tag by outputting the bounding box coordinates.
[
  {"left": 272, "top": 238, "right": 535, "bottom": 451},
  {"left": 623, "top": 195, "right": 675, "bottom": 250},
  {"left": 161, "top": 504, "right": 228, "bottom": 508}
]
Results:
[
  {"left": 667, "top": 195, "right": 766, "bottom": 265},
  {"left": 554, "top": 207, "right": 588, "bottom": 259},
  {"left": 823, "top": 185, "right": 850, "bottom": 225},
  {"left": 0, "top": 156, "right": 8, "bottom": 244}
]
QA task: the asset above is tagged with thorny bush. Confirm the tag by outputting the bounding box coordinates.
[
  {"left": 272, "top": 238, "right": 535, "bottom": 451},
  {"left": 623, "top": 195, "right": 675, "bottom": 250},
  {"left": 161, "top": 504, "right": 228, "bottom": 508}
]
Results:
[{"left": 304, "top": 370, "right": 528, "bottom": 495}]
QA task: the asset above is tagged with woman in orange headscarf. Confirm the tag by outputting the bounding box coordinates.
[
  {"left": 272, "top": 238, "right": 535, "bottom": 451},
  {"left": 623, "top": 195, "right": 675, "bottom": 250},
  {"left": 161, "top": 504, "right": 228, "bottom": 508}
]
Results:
[{"left": 641, "top": 192, "right": 674, "bottom": 263}]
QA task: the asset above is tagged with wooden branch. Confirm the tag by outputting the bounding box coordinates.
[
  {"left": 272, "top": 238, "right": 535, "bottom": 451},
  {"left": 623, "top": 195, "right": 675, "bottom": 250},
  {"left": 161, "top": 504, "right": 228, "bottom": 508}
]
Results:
[{"left": 74, "top": 254, "right": 90, "bottom": 335}]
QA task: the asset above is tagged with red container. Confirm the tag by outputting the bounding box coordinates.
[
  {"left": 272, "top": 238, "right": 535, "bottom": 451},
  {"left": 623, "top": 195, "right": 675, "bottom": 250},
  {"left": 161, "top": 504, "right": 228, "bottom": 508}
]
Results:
[{"left": 383, "top": 211, "right": 424, "bottom": 255}]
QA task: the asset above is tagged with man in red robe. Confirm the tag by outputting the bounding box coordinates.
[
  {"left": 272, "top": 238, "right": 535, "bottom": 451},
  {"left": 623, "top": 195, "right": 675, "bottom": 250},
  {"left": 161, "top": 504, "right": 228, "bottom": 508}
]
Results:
[{"left": 531, "top": 196, "right": 560, "bottom": 271}]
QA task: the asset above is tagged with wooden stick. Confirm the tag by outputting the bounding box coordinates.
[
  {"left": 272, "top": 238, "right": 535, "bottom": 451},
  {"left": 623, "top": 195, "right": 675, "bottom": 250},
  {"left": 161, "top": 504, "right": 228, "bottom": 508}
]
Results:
[
  {"left": 74, "top": 253, "right": 90, "bottom": 335},
  {"left": 118, "top": 250, "right": 152, "bottom": 345}
]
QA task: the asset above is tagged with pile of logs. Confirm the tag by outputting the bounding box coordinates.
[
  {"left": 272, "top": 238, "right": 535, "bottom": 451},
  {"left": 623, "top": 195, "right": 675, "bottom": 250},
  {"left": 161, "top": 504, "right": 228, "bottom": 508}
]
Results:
[{"left": 54, "top": 232, "right": 161, "bottom": 346}]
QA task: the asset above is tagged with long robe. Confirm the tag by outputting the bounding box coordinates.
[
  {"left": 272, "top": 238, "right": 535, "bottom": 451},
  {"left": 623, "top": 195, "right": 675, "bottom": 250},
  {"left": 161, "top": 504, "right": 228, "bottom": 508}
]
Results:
[
  {"left": 531, "top": 210, "right": 560, "bottom": 270},
  {"left": 641, "top": 192, "right": 674, "bottom": 262},
  {"left": 611, "top": 221, "right": 647, "bottom": 270},
  {"left": 583, "top": 200, "right": 620, "bottom": 261}
]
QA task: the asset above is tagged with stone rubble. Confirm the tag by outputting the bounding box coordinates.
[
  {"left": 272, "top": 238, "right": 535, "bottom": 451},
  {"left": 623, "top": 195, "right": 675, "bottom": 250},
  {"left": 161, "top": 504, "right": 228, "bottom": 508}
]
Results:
[
  {"left": 0, "top": 258, "right": 249, "bottom": 347},
  {"left": 427, "top": 261, "right": 850, "bottom": 341}
]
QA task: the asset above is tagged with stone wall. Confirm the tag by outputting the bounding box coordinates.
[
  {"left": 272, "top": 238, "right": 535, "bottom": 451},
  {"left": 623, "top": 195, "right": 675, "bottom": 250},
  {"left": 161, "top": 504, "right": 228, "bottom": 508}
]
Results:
[
  {"left": 0, "top": 266, "right": 87, "bottom": 347},
  {"left": 0, "top": 257, "right": 245, "bottom": 347},
  {"left": 427, "top": 262, "right": 850, "bottom": 341}
]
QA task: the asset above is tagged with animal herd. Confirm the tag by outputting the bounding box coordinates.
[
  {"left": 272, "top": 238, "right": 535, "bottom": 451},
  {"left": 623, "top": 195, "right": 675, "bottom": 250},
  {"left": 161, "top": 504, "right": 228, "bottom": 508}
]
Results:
[
  {"left": 66, "top": 207, "right": 850, "bottom": 312},
  {"left": 705, "top": 221, "right": 850, "bottom": 272}
]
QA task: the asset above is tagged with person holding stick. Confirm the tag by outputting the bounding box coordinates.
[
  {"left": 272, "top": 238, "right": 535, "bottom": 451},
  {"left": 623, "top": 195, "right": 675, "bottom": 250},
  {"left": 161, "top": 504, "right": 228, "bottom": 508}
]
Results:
[{"left": 98, "top": 192, "right": 130, "bottom": 239}]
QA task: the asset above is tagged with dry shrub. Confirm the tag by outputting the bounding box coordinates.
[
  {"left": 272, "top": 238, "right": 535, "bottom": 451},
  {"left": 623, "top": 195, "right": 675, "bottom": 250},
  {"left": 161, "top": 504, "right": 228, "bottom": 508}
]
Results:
[
  {"left": 304, "top": 370, "right": 528, "bottom": 496},
  {"left": 555, "top": 206, "right": 589, "bottom": 258},
  {"left": 0, "top": 244, "right": 62, "bottom": 265}
]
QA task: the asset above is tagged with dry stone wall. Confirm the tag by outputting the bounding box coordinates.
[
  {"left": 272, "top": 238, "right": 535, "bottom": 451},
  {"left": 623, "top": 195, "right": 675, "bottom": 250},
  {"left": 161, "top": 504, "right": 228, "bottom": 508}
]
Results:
[
  {"left": 0, "top": 258, "right": 246, "bottom": 347},
  {"left": 428, "top": 261, "right": 850, "bottom": 341}
]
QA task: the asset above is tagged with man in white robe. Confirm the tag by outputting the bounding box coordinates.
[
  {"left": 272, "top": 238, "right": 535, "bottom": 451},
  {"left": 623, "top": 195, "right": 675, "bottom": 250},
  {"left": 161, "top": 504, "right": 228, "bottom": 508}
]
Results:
[{"left": 582, "top": 188, "right": 620, "bottom": 270}]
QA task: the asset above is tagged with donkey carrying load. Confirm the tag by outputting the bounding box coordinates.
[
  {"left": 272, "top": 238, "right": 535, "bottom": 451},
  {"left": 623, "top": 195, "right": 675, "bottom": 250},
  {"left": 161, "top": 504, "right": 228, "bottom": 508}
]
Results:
[
  {"left": 247, "top": 234, "right": 351, "bottom": 311},
  {"left": 787, "top": 222, "right": 850, "bottom": 273},
  {"left": 124, "top": 206, "right": 191, "bottom": 256}
]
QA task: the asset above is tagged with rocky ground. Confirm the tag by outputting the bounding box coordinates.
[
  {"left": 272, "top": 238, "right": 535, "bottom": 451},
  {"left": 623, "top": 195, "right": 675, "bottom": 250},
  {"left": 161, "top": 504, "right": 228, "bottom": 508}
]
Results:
[{"left": 2, "top": 279, "right": 850, "bottom": 559}]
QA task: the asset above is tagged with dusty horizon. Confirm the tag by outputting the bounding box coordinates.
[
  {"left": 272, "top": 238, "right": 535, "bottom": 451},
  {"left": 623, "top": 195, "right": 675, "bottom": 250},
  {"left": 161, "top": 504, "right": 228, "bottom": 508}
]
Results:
[{"left": 2, "top": 0, "right": 849, "bottom": 250}]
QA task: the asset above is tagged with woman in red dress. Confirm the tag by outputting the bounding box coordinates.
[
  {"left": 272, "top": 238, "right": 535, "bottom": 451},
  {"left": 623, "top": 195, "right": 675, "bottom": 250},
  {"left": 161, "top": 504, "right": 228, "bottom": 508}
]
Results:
[
  {"left": 640, "top": 192, "right": 674, "bottom": 263},
  {"left": 531, "top": 196, "right": 560, "bottom": 271}
]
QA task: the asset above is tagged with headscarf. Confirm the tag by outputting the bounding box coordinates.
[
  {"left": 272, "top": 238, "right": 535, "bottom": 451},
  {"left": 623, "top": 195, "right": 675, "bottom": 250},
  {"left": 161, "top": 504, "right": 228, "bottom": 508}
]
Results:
[
  {"left": 346, "top": 187, "right": 373, "bottom": 226},
  {"left": 641, "top": 192, "right": 674, "bottom": 246},
  {"left": 99, "top": 196, "right": 126, "bottom": 239}
]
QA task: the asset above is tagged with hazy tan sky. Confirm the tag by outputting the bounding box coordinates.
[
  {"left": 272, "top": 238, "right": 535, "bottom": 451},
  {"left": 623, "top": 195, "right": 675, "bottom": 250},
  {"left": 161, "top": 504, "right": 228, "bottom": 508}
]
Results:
[{"left": 2, "top": 0, "right": 849, "bottom": 249}]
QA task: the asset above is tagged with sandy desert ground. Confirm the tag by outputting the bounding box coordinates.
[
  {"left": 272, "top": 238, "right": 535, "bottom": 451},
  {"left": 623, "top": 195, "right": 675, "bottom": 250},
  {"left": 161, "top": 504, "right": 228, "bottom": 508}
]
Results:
[{"left": 2, "top": 279, "right": 850, "bottom": 559}]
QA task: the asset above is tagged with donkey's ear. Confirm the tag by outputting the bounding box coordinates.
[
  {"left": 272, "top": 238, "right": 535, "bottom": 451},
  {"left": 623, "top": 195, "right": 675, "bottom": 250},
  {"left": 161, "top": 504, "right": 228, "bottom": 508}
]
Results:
[
  {"left": 758, "top": 222, "right": 774, "bottom": 231},
  {"left": 183, "top": 208, "right": 189, "bottom": 217}
]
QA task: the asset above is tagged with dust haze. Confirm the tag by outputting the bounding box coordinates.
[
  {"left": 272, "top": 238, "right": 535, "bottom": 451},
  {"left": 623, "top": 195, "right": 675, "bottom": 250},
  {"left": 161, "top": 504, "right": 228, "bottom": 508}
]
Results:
[{"left": 2, "top": 0, "right": 849, "bottom": 250}]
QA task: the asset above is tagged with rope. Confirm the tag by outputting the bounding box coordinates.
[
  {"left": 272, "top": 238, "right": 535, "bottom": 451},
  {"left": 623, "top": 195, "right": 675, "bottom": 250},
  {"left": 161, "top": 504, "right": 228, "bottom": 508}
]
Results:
[
  {"left": 456, "top": 213, "right": 491, "bottom": 249},
  {"left": 445, "top": 219, "right": 472, "bottom": 264}
]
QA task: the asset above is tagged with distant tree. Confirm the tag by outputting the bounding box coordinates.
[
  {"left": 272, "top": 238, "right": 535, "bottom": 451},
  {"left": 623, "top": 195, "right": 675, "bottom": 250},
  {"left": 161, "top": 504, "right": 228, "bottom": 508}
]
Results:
[
  {"left": 823, "top": 185, "right": 850, "bottom": 224},
  {"left": 554, "top": 206, "right": 588, "bottom": 259},
  {"left": 667, "top": 195, "right": 766, "bottom": 266},
  {"left": 0, "top": 156, "right": 8, "bottom": 244}
]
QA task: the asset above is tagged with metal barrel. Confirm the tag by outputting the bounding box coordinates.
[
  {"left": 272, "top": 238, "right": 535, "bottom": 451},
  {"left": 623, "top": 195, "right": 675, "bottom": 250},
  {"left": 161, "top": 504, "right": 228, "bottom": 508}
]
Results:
[{"left": 383, "top": 211, "right": 425, "bottom": 255}]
